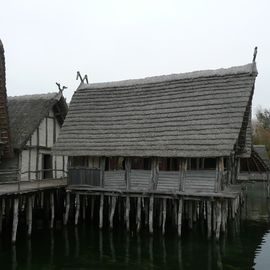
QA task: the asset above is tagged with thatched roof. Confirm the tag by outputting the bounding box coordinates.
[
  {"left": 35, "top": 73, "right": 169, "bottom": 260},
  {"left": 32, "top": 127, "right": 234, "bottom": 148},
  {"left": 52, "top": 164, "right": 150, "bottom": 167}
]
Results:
[
  {"left": 8, "top": 92, "right": 68, "bottom": 149},
  {"left": 53, "top": 63, "right": 257, "bottom": 157},
  {"left": 0, "top": 39, "right": 12, "bottom": 157},
  {"left": 253, "top": 145, "right": 270, "bottom": 170}
]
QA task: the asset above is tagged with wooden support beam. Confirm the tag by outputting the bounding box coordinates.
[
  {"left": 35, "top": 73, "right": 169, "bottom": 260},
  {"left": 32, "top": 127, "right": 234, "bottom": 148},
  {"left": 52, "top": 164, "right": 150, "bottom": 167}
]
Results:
[
  {"left": 26, "top": 196, "right": 33, "bottom": 236},
  {"left": 125, "top": 158, "right": 131, "bottom": 191},
  {"left": 99, "top": 194, "right": 104, "bottom": 229},
  {"left": 109, "top": 196, "right": 117, "bottom": 229},
  {"left": 188, "top": 201, "right": 193, "bottom": 229},
  {"left": 150, "top": 158, "right": 159, "bottom": 190},
  {"left": 215, "top": 201, "right": 222, "bottom": 239},
  {"left": 90, "top": 196, "right": 95, "bottom": 221},
  {"left": 149, "top": 195, "right": 154, "bottom": 234},
  {"left": 64, "top": 192, "right": 70, "bottom": 225},
  {"left": 215, "top": 157, "right": 224, "bottom": 192},
  {"left": 207, "top": 201, "right": 212, "bottom": 238},
  {"left": 162, "top": 198, "right": 167, "bottom": 235},
  {"left": 12, "top": 198, "right": 19, "bottom": 243},
  {"left": 136, "top": 197, "right": 142, "bottom": 232},
  {"left": 177, "top": 199, "right": 183, "bottom": 237},
  {"left": 75, "top": 193, "right": 80, "bottom": 226},
  {"left": 125, "top": 196, "right": 130, "bottom": 231},
  {"left": 50, "top": 193, "right": 55, "bottom": 229},
  {"left": 100, "top": 158, "right": 105, "bottom": 188},
  {"left": 179, "top": 158, "right": 187, "bottom": 191}
]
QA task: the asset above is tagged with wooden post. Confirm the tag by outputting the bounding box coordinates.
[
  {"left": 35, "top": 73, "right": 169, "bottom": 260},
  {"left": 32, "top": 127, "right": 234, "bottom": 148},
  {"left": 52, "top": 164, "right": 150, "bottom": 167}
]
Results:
[
  {"left": 12, "top": 198, "right": 19, "bottom": 243},
  {"left": 99, "top": 194, "right": 104, "bottom": 229},
  {"left": 179, "top": 158, "right": 187, "bottom": 191},
  {"left": 215, "top": 200, "right": 222, "bottom": 239},
  {"left": 207, "top": 201, "right": 212, "bottom": 238},
  {"left": 149, "top": 195, "right": 154, "bottom": 234},
  {"left": 158, "top": 199, "right": 163, "bottom": 227},
  {"left": 91, "top": 196, "right": 95, "bottom": 220},
  {"left": 136, "top": 197, "right": 142, "bottom": 232},
  {"left": 125, "top": 196, "right": 130, "bottom": 231},
  {"left": 215, "top": 157, "right": 224, "bottom": 192},
  {"left": 162, "top": 198, "right": 167, "bottom": 235},
  {"left": 100, "top": 158, "right": 105, "bottom": 187},
  {"left": 50, "top": 193, "right": 55, "bottom": 229},
  {"left": 188, "top": 201, "right": 193, "bottom": 229},
  {"left": 109, "top": 196, "right": 117, "bottom": 229},
  {"left": 221, "top": 200, "right": 227, "bottom": 232},
  {"left": 150, "top": 158, "right": 159, "bottom": 190},
  {"left": 177, "top": 198, "right": 183, "bottom": 237},
  {"left": 64, "top": 192, "right": 70, "bottom": 225},
  {"left": 75, "top": 193, "right": 80, "bottom": 225},
  {"left": 26, "top": 196, "right": 33, "bottom": 236},
  {"left": 144, "top": 197, "right": 149, "bottom": 226},
  {"left": 125, "top": 158, "right": 131, "bottom": 191},
  {"left": 82, "top": 195, "right": 86, "bottom": 221}
]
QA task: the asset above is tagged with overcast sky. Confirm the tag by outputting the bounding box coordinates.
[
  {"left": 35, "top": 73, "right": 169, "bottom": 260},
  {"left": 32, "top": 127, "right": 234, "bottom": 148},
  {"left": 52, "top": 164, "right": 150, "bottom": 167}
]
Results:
[{"left": 0, "top": 0, "right": 269, "bottom": 116}]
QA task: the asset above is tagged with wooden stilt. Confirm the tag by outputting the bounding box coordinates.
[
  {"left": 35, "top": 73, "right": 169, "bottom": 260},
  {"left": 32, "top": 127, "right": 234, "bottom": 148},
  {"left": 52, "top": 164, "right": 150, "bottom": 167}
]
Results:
[
  {"left": 12, "top": 198, "right": 19, "bottom": 243},
  {"left": 215, "top": 201, "right": 222, "bottom": 239},
  {"left": 91, "top": 196, "right": 95, "bottom": 221},
  {"left": 99, "top": 194, "right": 104, "bottom": 229},
  {"left": 177, "top": 198, "right": 183, "bottom": 237},
  {"left": 64, "top": 192, "right": 70, "bottom": 225},
  {"left": 193, "top": 201, "right": 197, "bottom": 222},
  {"left": 50, "top": 193, "right": 55, "bottom": 229},
  {"left": 213, "top": 202, "right": 217, "bottom": 234},
  {"left": 221, "top": 200, "right": 227, "bottom": 232},
  {"left": 158, "top": 199, "right": 163, "bottom": 227},
  {"left": 125, "top": 196, "right": 130, "bottom": 231},
  {"left": 149, "top": 195, "right": 154, "bottom": 234},
  {"left": 188, "top": 201, "right": 193, "bottom": 229},
  {"left": 75, "top": 193, "right": 80, "bottom": 226},
  {"left": 207, "top": 201, "right": 212, "bottom": 238},
  {"left": 109, "top": 196, "right": 117, "bottom": 229},
  {"left": 136, "top": 197, "right": 142, "bottom": 232},
  {"left": 144, "top": 197, "right": 149, "bottom": 226},
  {"left": 82, "top": 195, "right": 86, "bottom": 221},
  {"left": 162, "top": 198, "right": 167, "bottom": 235},
  {"left": 27, "top": 196, "right": 33, "bottom": 236}
]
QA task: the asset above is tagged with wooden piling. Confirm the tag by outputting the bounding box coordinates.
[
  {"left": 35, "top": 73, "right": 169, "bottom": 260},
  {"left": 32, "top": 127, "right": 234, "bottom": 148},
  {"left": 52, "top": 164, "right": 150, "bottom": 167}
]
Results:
[
  {"left": 99, "top": 194, "right": 104, "bottom": 229},
  {"left": 136, "top": 197, "right": 142, "bottom": 232},
  {"left": 50, "top": 192, "right": 55, "bottom": 229},
  {"left": 125, "top": 196, "right": 130, "bottom": 231},
  {"left": 12, "top": 198, "right": 19, "bottom": 243},
  {"left": 177, "top": 198, "right": 183, "bottom": 237},
  {"left": 207, "top": 201, "right": 212, "bottom": 237},
  {"left": 64, "top": 192, "right": 70, "bottom": 225},
  {"left": 26, "top": 196, "right": 33, "bottom": 236},
  {"left": 149, "top": 195, "right": 154, "bottom": 234},
  {"left": 162, "top": 198, "right": 167, "bottom": 235},
  {"left": 109, "top": 196, "right": 117, "bottom": 229},
  {"left": 91, "top": 196, "right": 95, "bottom": 221},
  {"left": 215, "top": 200, "right": 222, "bottom": 239},
  {"left": 75, "top": 193, "right": 80, "bottom": 225}
]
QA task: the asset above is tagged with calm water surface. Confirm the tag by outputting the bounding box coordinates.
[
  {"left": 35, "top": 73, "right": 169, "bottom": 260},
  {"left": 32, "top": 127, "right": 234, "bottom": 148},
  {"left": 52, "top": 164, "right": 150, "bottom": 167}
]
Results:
[{"left": 0, "top": 182, "right": 270, "bottom": 270}]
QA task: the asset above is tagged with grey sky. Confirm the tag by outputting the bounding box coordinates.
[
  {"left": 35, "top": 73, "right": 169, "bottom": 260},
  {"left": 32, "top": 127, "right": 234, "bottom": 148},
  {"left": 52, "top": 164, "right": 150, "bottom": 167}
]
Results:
[{"left": 0, "top": 0, "right": 269, "bottom": 116}]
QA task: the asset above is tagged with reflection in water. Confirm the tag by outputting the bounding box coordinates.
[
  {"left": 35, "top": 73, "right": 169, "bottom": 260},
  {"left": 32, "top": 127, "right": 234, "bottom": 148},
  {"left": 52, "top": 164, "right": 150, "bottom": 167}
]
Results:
[{"left": 0, "top": 183, "right": 269, "bottom": 269}]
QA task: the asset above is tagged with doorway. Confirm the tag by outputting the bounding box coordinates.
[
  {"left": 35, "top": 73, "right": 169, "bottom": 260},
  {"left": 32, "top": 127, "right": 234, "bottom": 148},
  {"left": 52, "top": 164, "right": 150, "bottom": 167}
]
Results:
[{"left": 43, "top": 154, "right": 53, "bottom": 179}]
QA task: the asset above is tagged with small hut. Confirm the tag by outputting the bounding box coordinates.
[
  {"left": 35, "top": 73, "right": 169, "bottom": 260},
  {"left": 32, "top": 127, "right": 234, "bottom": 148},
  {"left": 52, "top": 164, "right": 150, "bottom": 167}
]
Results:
[{"left": 0, "top": 92, "right": 69, "bottom": 181}]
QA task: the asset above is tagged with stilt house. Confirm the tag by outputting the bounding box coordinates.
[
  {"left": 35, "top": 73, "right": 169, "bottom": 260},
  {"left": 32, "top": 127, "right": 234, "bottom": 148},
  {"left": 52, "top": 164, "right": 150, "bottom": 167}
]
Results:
[
  {"left": 0, "top": 92, "right": 69, "bottom": 181},
  {"left": 53, "top": 62, "right": 257, "bottom": 194}
]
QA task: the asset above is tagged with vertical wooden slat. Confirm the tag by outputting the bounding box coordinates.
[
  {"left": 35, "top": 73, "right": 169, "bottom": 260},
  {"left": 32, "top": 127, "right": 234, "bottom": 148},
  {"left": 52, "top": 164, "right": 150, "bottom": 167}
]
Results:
[
  {"left": 150, "top": 157, "right": 159, "bottom": 190},
  {"left": 100, "top": 157, "right": 105, "bottom": 187},
  {"left": 125, "top": 158, "right": 131, "bottom": 191},
  {"left": 179, "top": 158, "right": 187, "bottom": 192}
]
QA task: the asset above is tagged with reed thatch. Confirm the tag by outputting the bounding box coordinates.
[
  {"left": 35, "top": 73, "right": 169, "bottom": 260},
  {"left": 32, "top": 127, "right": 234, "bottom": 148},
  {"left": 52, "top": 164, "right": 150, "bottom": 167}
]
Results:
[
  {"left": 53, "top": 63, "right": 257, "bottom": 158},
  {"left": 8, "top": 92, "right": 68, "bottom": 149}
]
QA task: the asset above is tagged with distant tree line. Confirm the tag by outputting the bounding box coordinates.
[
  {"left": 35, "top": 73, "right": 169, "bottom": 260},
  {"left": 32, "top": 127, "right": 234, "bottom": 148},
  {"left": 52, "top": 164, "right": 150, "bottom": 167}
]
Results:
[{"left": 252, "top": 107, "right": 270, "bottom": 157}]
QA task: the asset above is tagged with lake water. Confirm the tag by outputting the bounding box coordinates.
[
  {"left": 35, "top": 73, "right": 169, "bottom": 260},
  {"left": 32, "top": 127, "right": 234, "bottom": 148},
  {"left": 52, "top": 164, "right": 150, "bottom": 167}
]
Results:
[{"left": 0, "top": 182, "right": 270, "bottom": 270}]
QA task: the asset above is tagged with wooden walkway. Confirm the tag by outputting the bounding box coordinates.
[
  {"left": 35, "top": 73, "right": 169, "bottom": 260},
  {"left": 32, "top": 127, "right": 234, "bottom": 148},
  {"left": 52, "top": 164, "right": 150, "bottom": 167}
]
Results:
[{"left": 0, "top": 178, "right": 67, "bottom": 196}]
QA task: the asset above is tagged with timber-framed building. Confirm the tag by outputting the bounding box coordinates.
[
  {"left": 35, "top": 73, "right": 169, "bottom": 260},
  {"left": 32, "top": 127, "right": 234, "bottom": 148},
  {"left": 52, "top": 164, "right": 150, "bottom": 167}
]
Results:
[{"left": 53, "top": 61, "right": 258, "bottom": 237}]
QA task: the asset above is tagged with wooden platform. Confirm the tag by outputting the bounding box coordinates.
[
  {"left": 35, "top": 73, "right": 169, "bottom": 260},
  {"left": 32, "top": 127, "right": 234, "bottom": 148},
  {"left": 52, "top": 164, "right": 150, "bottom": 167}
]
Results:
[
  {"left": 0, "top": 178, "right": 67, "bottom": 196},
  {"left": 238, "top": 172, "right": 269, "bottom": 182}
]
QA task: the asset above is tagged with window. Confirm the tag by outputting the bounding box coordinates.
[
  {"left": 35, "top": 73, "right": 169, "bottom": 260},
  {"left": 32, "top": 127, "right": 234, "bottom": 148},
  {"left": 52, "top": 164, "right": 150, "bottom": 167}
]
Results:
[{"left": 131, "top": 158, "right": 151, "bottom": 170}]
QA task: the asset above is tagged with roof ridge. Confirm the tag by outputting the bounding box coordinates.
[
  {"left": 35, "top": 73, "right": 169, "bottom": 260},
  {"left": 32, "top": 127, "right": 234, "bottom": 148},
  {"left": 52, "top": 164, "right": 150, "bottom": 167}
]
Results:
[
  {"left": 79, "top": 63, "right": 257, "bottom": 90},
  {"left": 8, "top": 92, "right": 59, "bottom": 100}
]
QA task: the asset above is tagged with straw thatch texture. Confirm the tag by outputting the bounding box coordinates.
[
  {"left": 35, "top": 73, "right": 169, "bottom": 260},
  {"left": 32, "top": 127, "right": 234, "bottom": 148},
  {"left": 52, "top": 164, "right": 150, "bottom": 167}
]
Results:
[
  {"left": 53, "top": 63, "right": 257, "bottom": 157},
  {"left": 8, "top": 92, "right": 68, "bottom": 149}
]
